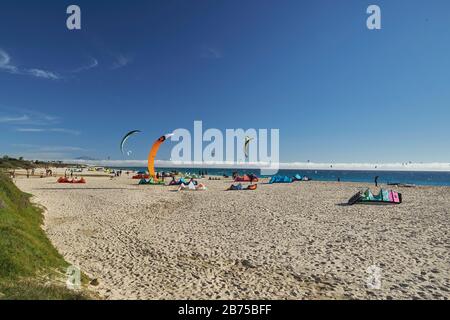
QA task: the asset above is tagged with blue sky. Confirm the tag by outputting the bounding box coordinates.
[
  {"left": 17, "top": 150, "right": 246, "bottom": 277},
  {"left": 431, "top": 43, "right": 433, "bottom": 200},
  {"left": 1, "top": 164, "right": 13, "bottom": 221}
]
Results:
[{"left": 1, "top": 0, "right": 450, "bottom": 163}]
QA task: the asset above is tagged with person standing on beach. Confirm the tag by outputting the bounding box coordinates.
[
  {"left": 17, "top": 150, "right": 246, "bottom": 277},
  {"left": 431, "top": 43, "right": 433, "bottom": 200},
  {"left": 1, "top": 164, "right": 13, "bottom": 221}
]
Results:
[{"left": 375, "top": 176, "right": 379, "bottom": 187}]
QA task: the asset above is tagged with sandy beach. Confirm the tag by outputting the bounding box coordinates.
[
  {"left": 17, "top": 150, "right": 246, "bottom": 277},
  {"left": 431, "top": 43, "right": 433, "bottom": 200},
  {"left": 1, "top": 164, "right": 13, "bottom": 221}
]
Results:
[{"left": 15, "top": 172, "right": 450, "bottom": 300}]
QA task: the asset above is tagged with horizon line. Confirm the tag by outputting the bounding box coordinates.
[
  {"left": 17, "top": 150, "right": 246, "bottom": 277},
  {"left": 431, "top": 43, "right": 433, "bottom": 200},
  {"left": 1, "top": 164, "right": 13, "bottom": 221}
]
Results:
[{"left": 46, "top": 159, "right": 450, "bottom": 172}]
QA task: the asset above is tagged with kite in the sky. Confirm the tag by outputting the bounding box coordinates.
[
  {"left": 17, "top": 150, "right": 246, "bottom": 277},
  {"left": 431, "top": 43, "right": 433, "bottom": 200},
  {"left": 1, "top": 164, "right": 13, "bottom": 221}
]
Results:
[
  {"left": 147, "top": 133, "right": 174, "bottom": 179},
  {"left": 244, "top": 136, "right": 254, "bottom": 158},
  {"left": 120, "top": 130, "right": 141, "bottom": 156}
]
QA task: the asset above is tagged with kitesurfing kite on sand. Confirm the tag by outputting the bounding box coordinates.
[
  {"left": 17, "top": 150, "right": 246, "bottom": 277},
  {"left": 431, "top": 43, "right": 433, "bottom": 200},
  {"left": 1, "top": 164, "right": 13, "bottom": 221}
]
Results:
[
  {"left": 120, "top": 130, "right": 141, "bottom": 156},
  {"left": 147, "top": 133, "right": 174, "bottom": 180}
]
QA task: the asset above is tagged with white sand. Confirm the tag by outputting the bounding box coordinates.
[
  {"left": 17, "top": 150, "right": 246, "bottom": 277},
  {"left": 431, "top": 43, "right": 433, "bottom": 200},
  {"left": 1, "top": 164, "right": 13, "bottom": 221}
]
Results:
[{"left": 16, "top": 174, "right": 450, "bottom": 300}]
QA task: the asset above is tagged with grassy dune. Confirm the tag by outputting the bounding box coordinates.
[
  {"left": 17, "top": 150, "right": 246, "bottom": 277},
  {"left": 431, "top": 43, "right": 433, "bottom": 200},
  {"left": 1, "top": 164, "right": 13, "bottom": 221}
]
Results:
[
  {"left": 0, "top": 173, "right": 90, "bottom": 299},
  {"left": 0, "top": 157, "right": 35, "bottom": 170},
  {"left": 0, "top": 156, "right": 74, "bottom": 170}
]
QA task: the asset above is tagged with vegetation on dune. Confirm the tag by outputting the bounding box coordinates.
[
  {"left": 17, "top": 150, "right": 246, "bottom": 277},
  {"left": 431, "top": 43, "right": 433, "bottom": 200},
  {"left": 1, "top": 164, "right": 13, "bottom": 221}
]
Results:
[
  {"left": 0, "top": 173, "right": 91, "bottom": 299},
  {"left": 0, "top": 155, "right": 74, "bottom": 170},
  {"left": 0, "top": 156, "right": 35, "bottom": 170}
]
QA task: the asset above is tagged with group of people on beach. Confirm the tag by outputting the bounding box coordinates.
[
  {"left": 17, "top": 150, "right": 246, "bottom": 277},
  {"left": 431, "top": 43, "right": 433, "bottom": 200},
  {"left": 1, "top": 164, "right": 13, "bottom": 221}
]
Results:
[{"left": 11, "top": 168, "right": 53, "bottom": 180}]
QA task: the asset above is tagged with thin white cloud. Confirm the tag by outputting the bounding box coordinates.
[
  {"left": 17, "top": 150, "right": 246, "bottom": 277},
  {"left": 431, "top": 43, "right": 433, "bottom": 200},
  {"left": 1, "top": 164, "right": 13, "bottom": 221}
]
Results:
[
  {"left": 72, "top": 57, "right": 99, "bottom": 73},
  {"left": 0, "top": 108, "right": 60, "bottom": 125},
  {"left": 15, "top": 127, "right": 81, "bottom": 135},
  {"left": 0, "top": 49, "right": 18, "bottom": 73},
  {"left": 10, "top": 144, "right": 87, "bottom": 161},
  {"left": 26, "top": 68, "right": 60, "bottom": 80},
  {"left": 111, "top": 53, "right": 132, "bottom": 69},
  {"left": 0, "top": 115, "right": 30, "bottom": 123},
  {"left": 42, "top": 115, "right": 59, "bottom": 122},
  {"left": 12, "top": 144, "right": 85, "bottom": 152},
  {"left": 49, "top": 128, "right": 81, "bottom": 135},
  {"left": 15, "top": 128, "right": 45, "bottom": 132},
  {"left": 0, "top": 48, "right": 60, "bottom": 80},
  {"left": 17, "top": 152, "right": 71, "bottom": 160}
]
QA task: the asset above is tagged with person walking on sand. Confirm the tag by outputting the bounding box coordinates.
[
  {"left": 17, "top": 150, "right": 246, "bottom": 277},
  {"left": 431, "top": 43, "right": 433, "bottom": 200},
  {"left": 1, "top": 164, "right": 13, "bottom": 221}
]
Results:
[{"left": 374, "top": 176, "right": 379, "bottom": 187}]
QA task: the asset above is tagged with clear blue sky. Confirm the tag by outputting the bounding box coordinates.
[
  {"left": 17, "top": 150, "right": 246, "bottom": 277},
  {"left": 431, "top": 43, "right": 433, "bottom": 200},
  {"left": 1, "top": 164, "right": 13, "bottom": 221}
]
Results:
[{"left": 1, "top": 0, "right": 450, "bottom": 163}]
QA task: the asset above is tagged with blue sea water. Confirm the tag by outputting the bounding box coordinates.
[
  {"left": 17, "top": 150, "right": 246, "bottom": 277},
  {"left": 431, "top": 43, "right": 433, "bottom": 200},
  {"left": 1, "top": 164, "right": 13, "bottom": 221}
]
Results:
[{"left": 115, "top": 167, "right": 450, "bottom": 187}]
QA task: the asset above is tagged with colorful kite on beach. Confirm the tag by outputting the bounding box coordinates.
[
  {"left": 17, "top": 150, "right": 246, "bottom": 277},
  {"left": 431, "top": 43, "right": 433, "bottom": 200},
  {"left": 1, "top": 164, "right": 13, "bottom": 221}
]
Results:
[
  {"left": 244, "top": 136, "right": 254, "bottom": 158},
  {"left": 147, "top": 133, "right": 174, "bottom": 179},
  {"left": 120, "top": 130, "right": 141, "bottom": 156}
]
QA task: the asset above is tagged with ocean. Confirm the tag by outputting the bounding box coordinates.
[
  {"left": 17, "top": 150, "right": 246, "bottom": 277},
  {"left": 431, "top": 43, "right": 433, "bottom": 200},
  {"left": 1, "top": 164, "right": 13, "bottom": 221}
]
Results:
[{"left": 114, "top": 167, "right": 450, "bottom": 187}]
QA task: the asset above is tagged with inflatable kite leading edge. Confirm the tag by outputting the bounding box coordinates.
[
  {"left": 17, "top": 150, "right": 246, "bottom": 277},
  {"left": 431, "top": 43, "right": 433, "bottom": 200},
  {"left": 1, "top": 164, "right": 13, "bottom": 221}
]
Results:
[
  {"left": 147, "top": 133, "right": 173, "bottom": 179},
  {"left": 120, "top": 130, "right": 141, "bottom": 155}
]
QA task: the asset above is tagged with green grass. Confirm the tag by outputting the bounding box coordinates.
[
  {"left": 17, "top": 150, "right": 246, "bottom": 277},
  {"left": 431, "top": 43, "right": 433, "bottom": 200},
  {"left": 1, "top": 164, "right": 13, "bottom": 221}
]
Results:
[
  {"left": 0, "top": 155, "right": 75, "bottom": 170},
  {"left": 0, "top": 173, "right": 92, "bottom": 300},
  {"left": 0, "top": 157, "right": 35, "bottom": 170}
]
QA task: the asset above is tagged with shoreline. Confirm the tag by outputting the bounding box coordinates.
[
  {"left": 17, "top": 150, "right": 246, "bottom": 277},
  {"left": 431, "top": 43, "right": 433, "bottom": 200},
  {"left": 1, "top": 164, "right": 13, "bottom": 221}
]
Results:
[
  {"left": 15, "top": 172, "right": 450, "bottom": 300},
  {"left": 6, "top": 166, "right": 450, "bottom": 187}
]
